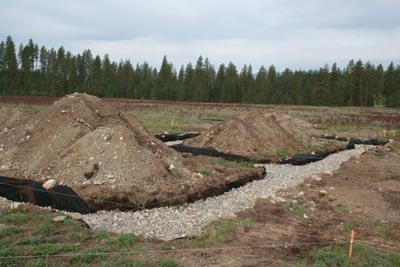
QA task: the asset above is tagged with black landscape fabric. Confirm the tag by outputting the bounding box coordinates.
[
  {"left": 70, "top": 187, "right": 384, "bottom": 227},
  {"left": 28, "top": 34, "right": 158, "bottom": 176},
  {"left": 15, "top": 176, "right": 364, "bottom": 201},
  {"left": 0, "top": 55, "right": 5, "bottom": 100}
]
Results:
[{"left": 0, "top": 176, "right": 93, "bottom": 214}]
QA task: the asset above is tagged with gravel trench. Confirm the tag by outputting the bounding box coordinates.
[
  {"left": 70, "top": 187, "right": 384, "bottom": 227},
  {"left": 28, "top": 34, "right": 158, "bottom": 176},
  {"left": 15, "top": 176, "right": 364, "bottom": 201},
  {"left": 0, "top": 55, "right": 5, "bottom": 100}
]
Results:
[{"left": 82, "top": 145, "right": 372, "bottom": 241}]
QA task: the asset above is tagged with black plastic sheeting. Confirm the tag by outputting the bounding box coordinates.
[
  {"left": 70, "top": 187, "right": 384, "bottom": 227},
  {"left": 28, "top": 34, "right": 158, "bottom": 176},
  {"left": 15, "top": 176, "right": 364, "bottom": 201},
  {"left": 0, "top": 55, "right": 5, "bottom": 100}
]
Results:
[
  {"left": 155, "top": 132, "right": 200, "bottom": 142},
  {"left": 0, "top": 176, "right": 93, "bottom": 214},
  {"left": 170, "top": 144, "right": 251, "bottom": 162},
  {"left": 349, "top": 138, "right": 389, "bottom": 146}
]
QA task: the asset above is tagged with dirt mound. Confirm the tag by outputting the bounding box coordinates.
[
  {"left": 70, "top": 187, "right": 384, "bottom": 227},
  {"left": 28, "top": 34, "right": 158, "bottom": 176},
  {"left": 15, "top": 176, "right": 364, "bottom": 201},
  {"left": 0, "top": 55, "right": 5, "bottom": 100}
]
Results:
[
  {"left": 0, "top": 94, "right": 214, "bottom": 210},
  {"left": 185, "top": 112, "right": 317, "bottom": 160}
]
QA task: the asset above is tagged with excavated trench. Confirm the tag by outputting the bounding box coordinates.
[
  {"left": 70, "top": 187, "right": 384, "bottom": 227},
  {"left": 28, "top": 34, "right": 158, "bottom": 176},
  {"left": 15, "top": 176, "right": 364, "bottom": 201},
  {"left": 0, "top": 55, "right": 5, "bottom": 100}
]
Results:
[{"left": 0, "top": 135, "right": 387, "bottom": 213}]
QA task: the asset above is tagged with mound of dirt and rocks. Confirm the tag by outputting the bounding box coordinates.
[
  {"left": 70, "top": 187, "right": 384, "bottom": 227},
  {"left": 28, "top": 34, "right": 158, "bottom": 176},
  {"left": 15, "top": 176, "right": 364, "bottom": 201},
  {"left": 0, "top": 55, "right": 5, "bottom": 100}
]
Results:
[
  {"left": 185, "top": 112, "right": 319, "bottom": 161},
  {"left": 0, "top": 93, "right": 244, "bottom": 210}
]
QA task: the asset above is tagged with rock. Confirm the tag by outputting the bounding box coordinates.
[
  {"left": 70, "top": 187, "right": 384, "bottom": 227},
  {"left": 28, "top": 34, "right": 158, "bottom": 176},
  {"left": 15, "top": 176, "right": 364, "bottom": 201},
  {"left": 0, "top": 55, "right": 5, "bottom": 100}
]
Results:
[
  {"left": 291, "top": 200, "right": 298, "bottom": 204},
  {"left": 93, "top": 180, "right": 105, "bottom": 185},
  {"left": 275, "top": 197, "right": 287, "bottom": 203},
  {"left": 52, "top": 215, "right": 67, "bottom": 222},
  {"left": 42, "top": 179, "right": 57, "bottom": 190},
  {"left": 10, "top": 202, "right": 21, "bottom": 209},
  {"left": 168, "top": 164, "right": 176, "bottom": 171},
  {"left": 303, "top": 214, "right": 309, "bottom": 219},
  {"left": 306, "top": 200, "right": 316, "bottom": 207},
  {"left": 61, "top": 110, "right": 67, "bottom": 113},
  {"left": 298, "top": 191, "right": 305, "bottom": 197},
  {"left": 312, "top": 175, "right": 322, "bottom": 182},
  {"left": 322, "top": 171, "right": 333, "bottom": 176},
  {"left": 377, "top": 187, "right": 384, "bottom": 192},
  {"left": 70, "top": 213, "right": 83, "bottom": 220},
  {"left": 319, "top": 190, "right": 328, "bottom": 197},
  {"left": 106, "top": 175, "right": 115, "bottom": 179},
  {"left": 82, "top": 180, "right": 92, "bottom": 186}
]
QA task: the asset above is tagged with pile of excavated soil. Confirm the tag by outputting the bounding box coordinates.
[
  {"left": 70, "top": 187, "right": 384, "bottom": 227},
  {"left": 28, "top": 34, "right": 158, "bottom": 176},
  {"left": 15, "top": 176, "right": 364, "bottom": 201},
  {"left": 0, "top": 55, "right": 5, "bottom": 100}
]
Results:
[
  {"left": 0, "top": 93, "right": 229, "bottom": 210},
  {"left": 185, "top": 112, "right": 319, "bottom": 160}
]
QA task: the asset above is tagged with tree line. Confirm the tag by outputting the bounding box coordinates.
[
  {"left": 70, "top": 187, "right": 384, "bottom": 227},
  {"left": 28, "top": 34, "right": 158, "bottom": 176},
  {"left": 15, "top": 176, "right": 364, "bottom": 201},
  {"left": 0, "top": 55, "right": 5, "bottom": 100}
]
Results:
[{"left": 0, "top": 36, "right": 399, "bottom": 107}]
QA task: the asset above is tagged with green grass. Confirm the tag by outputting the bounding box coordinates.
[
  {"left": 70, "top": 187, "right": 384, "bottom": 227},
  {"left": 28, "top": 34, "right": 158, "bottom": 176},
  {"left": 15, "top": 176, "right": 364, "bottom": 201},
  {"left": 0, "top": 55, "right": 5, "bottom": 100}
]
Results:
[
  {"left": 106, "top": 233, "right": 137, "bottom": 249},
  {"left": 36, "top": 223, "right": 57, "bottom": 235},
  {"left": 66, "top": 231, "right": 89, "bottom": 242},
  {"left": 0, "top": 226, "right": 21, "bottom": 237},
  {"left": 31, "top": 244, "right": 59, "bottom": 256},
  {"left": 70, "top": 247, "right": 107, "bottom": 264},
  {"left": 208, "top": 158, "right": 254, "bottom": 168},
  {"left": 309, "top": 244, "right": 400, "bottom": 267},
  {"left": 285, "top": 202, "right": 306, "bottom": 216},
  {"left": 198, "top": 169, "right": 212, "bottom": 176},
  {"left": 156, "top": 258, "right": 182, "bottom": 267}
]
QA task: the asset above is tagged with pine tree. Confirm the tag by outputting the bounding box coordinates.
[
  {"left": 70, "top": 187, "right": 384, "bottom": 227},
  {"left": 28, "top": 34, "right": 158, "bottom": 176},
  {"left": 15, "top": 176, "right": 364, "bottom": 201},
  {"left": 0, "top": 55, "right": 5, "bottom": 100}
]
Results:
[
  {"left": 253, "top": 66, "right": 267, "bottom": 104},
  {"left": 4, "top": 36, "right": 18, "bottom": 95},
  {"left": 220, "top": 62, "right": 239, "bottom": 103}
]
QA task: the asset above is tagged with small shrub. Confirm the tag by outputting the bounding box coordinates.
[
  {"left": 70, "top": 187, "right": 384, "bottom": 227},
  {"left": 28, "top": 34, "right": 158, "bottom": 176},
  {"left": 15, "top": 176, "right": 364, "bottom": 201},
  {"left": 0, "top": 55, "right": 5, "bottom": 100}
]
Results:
[
  {"left": 134, "top": 259, "right": 149, "bottom": 267},
  {"left": 285, "top": 202, "right": 305, "bottom": 216}
]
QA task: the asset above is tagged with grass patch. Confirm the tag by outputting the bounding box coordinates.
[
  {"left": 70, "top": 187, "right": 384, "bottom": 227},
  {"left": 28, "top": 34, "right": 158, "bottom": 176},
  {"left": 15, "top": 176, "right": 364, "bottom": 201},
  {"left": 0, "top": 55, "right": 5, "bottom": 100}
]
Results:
[
  {"left": 208, "top": 158, "right": 254, "bottom": 168},
  {"left": 310, "top": 244, "right": 400, "bottom": 267},
  {"left": 70, "top": 247, "right": 107, "bottom": 264},
  {"left": 36, "top": 223, "right": 57, "bottom": 235},
  {"left": 106, "top": 233, "right": 137, "bottom": 249},
  {"left": 17, "top": 236, "right": 42, "bottom": 245},
  {"left": 0, "top": 226, "right": 21, "bottom": 237},
  {"left": 285, "top": 202, "right": 305, "bottom": 216},
  {"left": 156, "top": 258, "right": 182, "bottom": 267},
  {"left": 0, "top": 212, "right": 34, "bottom": 225},
  {"left": 94, "top": 230, "right": 111, "bottom": 239},
  {"left": 31, "top": 244, "right": 59, "bottom": 256},
  {"left": 101, "top": 260, "right": 134, "bottom": 267},
  {"left": 198, "top": 169, "right": 212, "bottom": 176},
  {"left": 66, "top": 231, "right": 89, "bottom": 242}
]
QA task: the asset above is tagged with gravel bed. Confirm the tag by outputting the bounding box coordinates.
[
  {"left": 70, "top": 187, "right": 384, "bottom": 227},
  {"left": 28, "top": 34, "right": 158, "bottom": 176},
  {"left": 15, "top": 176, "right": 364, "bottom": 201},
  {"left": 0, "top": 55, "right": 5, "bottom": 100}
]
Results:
[{"left": 82, "top": 145, "right": 373, "bottom": 241}]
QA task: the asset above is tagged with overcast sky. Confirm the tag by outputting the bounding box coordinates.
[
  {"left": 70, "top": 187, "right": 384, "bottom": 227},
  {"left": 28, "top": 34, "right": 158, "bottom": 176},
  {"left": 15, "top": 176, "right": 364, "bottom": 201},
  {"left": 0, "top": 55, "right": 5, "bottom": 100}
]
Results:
[{"left": 1, "top": 0, "right": 400, "bottom": 71}]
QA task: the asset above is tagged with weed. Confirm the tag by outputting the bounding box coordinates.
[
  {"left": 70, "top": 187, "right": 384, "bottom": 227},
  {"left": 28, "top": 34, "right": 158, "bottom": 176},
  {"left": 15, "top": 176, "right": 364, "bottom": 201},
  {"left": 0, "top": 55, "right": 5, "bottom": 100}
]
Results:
[
  {"left": 95, "top": 230, "right": 111, "bottom": 239},
  {"left": 45, "top": 236, "right": 58, "bottom": 243},
  {"left": 156, "top": 258, "right": 182, "bottom": 267},
  {"left": 159, "top": 244, "right": 172, "bottom": 251},
  {"left": 101, "top": 260, "right": 134, "bottom": 267},
  {"left": 66, "top": 231, "right": 89, "bottom": 241},
  {"left": 31, "top": 244, "right": 59, "bottom": 256},
  {"left": 298, "top": 183, "right": 307, "bottom": 190},
  {"left": 208, "top": 158, "right": 254, "bottom": 168},
  {"left": 59, "top": 244, "right": 78, "bottom": 252},
  {"left": 0, "top": 226, "right": 21, "bottom": 237},
  {"left": 0, "top": 212, "right": 33, "bottom": 225},
  {"left": 106, "top": 233, "right": 137, "bottom": 249},
  {"left": 70, "top": 247, "right": 107, "bottom": 264},
  {"left": 17, "top": 236, "right": 41, "bottom": 245},
  {"left": 134, "top": 259, "right": 149, "bottom": 267},
  {"left": 337, "top": 206, "right": 349, "bottom": 214},
  {"left": 285, "top": 202, "right": 305, "bottom": 216},
  {"left": 277, "top": 148, "right": 290, "bottom": 158},
  {"left": 36, "top": 223, "right": 57, "bottom": 235},
  {"left": 199, "top": 169, "right": 212, "bottom": 176},
  {"left": 26, "top": 258, "right": 51, "bottom": 267},
  {"left": 310, "top": 244, "right": 400, "bottom": 267}
]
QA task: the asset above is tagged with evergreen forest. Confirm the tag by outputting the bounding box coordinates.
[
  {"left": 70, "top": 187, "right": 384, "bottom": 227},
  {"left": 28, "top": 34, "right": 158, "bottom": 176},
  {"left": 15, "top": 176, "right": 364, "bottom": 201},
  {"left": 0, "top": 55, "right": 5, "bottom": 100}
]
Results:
[{"left": 0, "top": 36, "right": 399, "bottom": 107}]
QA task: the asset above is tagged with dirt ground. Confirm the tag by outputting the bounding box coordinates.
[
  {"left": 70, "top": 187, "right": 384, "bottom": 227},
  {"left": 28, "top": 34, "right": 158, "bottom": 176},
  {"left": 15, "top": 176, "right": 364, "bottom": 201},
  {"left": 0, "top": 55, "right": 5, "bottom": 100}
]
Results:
[
  {"left": 185, "top": 112, "right": 319, "bottom": 161},
  {"left": 0, "top": 97, "right": 399, "bottom": 266}
]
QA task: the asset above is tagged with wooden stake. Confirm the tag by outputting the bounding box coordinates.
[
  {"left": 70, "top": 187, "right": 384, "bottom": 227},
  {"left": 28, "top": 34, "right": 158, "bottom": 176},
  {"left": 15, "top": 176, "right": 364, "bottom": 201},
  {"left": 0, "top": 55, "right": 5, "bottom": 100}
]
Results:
[
  {"left": 348, "top": 230, "right": 355, "bottom": 259},
  {"left": 170, "top": 119, "right": 175, "bottom": 128}
]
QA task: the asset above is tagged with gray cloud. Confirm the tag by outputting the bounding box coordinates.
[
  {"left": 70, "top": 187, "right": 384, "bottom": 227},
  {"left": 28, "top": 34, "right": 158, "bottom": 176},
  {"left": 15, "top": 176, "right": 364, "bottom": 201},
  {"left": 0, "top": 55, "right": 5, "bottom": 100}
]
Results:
[{"left": 1, "top": 0, "right": 399, "bottom": 70}]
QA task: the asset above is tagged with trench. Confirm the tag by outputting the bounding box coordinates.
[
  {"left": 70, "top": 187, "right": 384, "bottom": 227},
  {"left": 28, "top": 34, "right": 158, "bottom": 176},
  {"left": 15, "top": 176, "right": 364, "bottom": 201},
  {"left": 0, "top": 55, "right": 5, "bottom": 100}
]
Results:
[{"left": 0, "top": 136, "right": 387, "bottom": 214}]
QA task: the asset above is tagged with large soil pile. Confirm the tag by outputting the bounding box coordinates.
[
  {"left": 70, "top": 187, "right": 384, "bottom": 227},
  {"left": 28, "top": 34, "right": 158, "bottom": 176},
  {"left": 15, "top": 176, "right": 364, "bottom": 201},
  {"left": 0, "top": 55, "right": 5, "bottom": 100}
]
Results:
[
  {"left": 185, "top": 112, "right": 317, "bottom": 160},
  {"left": 0, "top": 94, "right": 219, "bottom": 210}
]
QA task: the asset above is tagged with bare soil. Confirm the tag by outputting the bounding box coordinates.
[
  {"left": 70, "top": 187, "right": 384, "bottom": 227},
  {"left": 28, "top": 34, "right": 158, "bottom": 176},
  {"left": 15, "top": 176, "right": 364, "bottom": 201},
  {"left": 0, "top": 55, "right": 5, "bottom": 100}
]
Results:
[
  {"left": 0, "top": 94, "right": 265, "bottom": 211},
  {"left": 185, "top": 112, "right": 320, "bottom": 161}
]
